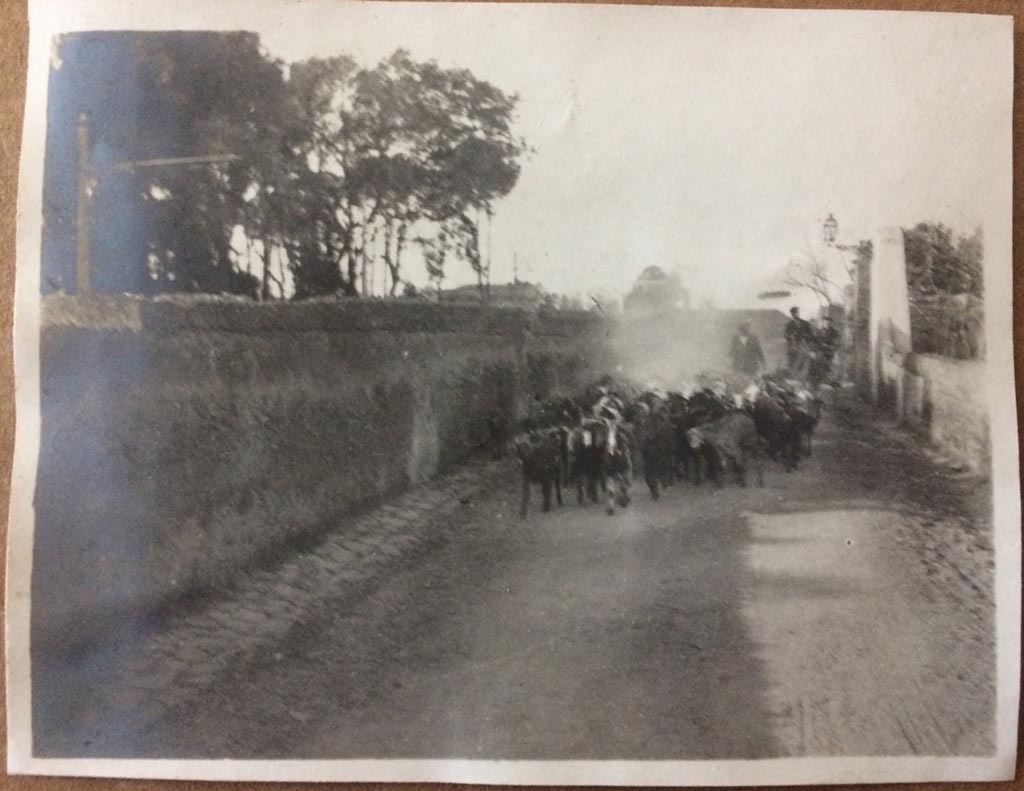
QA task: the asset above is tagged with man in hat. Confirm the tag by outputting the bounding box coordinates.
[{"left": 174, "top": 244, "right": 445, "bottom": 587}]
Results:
[
  {"left": 785, "top": 306, "right": 813, "bottom": 377},
  {"left": 730, "top": 321, "right": 767, "bottom": 378}
]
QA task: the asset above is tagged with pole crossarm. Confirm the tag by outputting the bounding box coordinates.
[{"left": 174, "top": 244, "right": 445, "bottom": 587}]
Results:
[{"left": 106, "top": 153, "right": 241, "bottom": 174}]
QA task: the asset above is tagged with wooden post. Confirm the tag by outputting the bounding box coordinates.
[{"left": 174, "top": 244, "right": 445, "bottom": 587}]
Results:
[{"left": 75, "top": 113, "right": 92, "bottom": 295}]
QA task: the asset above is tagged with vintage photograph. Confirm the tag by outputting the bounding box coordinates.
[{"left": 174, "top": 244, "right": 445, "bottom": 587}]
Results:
[{"left": 7, "top": 0, "right": 1018, "bottom": 784}]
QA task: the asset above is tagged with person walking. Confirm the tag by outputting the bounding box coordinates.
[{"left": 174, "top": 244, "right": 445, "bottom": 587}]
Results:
[
  {"left": 729, "top": 321, "right": 767, "bottom": 378},
  {"left": 784, "top": 307, "right": 813, "bottom": 379}
]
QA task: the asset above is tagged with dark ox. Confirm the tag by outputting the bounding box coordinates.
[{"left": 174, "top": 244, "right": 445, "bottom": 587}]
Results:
[
  {"left": 750, "top": 393, "right": 801, "bottom": 471},
  {"left": 687, "top": 412, "right": 764, "bottom": 488},
  {"left": 514, "top": 429, "right": 564, "bottom": 518},
  {"left": 786, "top": 393, "right": 821, "bottom": 458},
  {"left": 669, "top": 389, "right": 727, "bottom": 484},
  {"left": 636, "top": 405, "right": 676, "bottom": 500}
]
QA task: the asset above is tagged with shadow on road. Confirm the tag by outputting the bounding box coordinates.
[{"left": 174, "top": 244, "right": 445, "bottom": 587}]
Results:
[{"left": 144, "top": 475, "right": 782, "bottom": 760}]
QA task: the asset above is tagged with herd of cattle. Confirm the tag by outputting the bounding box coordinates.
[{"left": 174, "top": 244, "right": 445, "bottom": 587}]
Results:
[{"left": 504, "top": 375, "right": 822, "bottom": 518}]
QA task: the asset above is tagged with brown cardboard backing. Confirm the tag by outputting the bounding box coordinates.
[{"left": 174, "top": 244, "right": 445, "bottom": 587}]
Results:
[{"left": 0, "top": 0, "right": 1018, "bottom": 788}]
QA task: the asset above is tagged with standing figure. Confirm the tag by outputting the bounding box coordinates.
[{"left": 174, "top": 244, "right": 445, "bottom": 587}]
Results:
[
  {"left": 784, "top": 307, "right": 813, "bottom": 379},
  {"left": 729, "top": 321, "right": 767, "bottom": 378},
  {"left": 603, "top": 420, "right": 633, "bottom": 515},
  {"left": 813, "top": 316, "right": 841, "bottom": 387}
]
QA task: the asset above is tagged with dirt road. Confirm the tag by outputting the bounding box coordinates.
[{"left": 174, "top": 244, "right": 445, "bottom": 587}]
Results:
[
  {"left": 130, "top": 395, "right": 995, "bottom": 759},
  {"left": 35, "top": 394, "right": 996, "bottom": 760}
]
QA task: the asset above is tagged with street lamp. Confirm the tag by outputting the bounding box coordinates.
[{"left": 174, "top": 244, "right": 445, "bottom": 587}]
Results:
[
  {"left": 820, "top": 212, "right": 864, "bottom": 385},
  {"left": 822, "top": 213, "right": 863, "bottom": 260}
]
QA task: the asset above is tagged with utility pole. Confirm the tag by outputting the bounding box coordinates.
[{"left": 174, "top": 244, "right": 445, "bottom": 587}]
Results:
[
  {"left": 486, "top": 207, "right": 493, "bottom": 299},
  {"left": 75, "top": 113, "right": 93, "bottom": 294}
]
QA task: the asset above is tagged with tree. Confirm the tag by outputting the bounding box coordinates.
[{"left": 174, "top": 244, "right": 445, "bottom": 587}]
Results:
[
  {"left": 902, "top": 223, "right": 984, "bottom": 359},
  {"left": 127, "top": 33, "right": 305, "bottom": 297},
  {"left": 623, "top": 266, "right": 688, "bottom": 316},
  {"left": 349, "top": 51, "right": 435, "bottom": 296},
  {"left": 784, "top": 254, "right": 845, "bottom": 308},
  {"left": 450, "top": 212, "right": 484, "bottom": 291},
  {"left": 396, "top": 53, "right": 525, "bottom": 292},
  {"left": 784, "top": 239, "right": 870, "bottom": 309},
  {"left": 905, "top": 222, "right": 954, "bottom": 297},
  {"left": 955, "top": 228, "right": 983, "bottom": 298},
  {"left": 279, "top": 49, "right": 526, "bottom": 299},
  {"left": 280, "top": 55, "right": 363, "bottom": 297},
  {"left": 418, "top": 228, "right": 449, "bottom": 298},
  {"left": 58, "top": 36, "right": 529, "bottom": 299},
  {"left": 904, "top": 222, "right": 983, "bottom": 299}
]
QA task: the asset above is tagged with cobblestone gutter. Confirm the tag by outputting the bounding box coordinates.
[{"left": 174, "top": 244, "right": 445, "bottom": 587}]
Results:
[{"left": 53, "top": 458, "right": 515, "bottom": 752}]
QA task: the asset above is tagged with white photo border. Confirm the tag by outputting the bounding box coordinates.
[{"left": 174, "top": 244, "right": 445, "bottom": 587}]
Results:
[{"left": 6, "top": 1, "right": 1018, "bottom": 783}]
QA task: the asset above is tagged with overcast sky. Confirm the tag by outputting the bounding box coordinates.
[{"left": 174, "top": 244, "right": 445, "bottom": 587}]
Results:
[
  {"left": 249, "top": 4, "right": 1010, "bottom": 307},
  {"left": 49, "top": 1, "right": 1011, "bottom": 308}
]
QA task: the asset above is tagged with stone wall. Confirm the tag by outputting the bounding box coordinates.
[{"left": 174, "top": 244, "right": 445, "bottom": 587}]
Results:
[
  {"left": 852, "top": 247, "right": 873, "bottom": 397},
  {"left": 901, "top": 353, "right": 989, "bottom": 473},
  {"left": 909, "top": 294, "right": 985, "bottom": 360},
  {"left": 33, "top": 296, "right": 611, "bottom": 648},
  {"left": 846, "top": 231, "right": 989, "bottom": 474}
]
